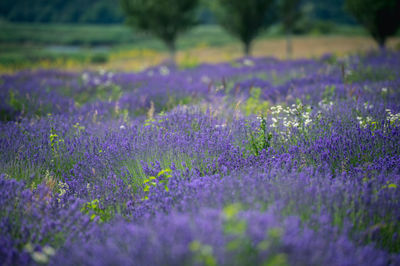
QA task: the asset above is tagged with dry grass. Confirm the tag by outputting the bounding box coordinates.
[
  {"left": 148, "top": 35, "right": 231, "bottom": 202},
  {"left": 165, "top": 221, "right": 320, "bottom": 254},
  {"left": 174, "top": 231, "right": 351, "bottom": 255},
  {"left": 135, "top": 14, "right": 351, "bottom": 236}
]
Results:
[
  {"left": 252, "top": 36, "right": 400, "bottom": 59},
  {"left": 103, "top": 36, "right": 400, "bottom": 72},
  {"left": 2, "top": 36, "right": 398, "bottom": 73}
]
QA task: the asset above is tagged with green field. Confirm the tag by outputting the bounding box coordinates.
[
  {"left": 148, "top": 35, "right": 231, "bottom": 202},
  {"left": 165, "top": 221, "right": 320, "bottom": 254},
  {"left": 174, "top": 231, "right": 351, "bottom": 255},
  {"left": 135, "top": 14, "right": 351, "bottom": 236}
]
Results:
[{"left": 0, "top": 21, "right": 370, "bottom": 45}]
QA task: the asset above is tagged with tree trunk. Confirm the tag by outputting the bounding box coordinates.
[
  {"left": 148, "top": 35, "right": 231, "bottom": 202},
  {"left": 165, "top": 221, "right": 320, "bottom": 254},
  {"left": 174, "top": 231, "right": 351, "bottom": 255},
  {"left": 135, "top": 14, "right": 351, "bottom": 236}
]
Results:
[
  {"left": 286, "top": 31, "right": 293, "bottom": 59},
  {"left": 166, "top": 41, "right": 176, "bottom": 65},
  {"left": 378, "top": 39, "right": 386, "bottom": 51},
  {"left": 375, "top": 35, "right": 386, "bottom": 51},
  {"left": 244, "top": 41, "right": 252, "bottom": 57}
]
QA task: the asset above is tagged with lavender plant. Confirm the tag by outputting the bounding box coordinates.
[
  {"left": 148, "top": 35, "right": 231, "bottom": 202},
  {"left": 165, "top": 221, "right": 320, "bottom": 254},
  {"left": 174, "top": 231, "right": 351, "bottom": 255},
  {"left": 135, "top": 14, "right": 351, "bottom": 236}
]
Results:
[{"left": 1, "top": 50, "right": 400, "bottom": 265}]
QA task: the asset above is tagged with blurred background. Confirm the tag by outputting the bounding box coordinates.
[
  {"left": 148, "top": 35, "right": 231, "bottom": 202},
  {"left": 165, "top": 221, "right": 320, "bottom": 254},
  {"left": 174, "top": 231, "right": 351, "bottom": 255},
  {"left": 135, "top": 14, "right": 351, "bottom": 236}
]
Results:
[{"left": 0, "top": 0, "right": 399, "bottom": 72}]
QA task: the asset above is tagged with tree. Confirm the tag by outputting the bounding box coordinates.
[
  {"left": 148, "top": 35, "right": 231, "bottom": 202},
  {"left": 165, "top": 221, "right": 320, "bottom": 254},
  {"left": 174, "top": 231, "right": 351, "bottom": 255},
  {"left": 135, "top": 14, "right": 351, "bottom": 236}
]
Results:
[
  {"left": 278, "top": 0, "right": 301, "bottom": 58},
  {"left": 120, "top": 0, "right": 199, "bottom": 64},
  {"left": 211, "top": 0, "right": 274, "bottom": 56},
  {"left": 345, "top": 0, "right": 400, "bottom": 49},
  {"left": 309, "top": 0, "right": 354, "bottom": 24}
]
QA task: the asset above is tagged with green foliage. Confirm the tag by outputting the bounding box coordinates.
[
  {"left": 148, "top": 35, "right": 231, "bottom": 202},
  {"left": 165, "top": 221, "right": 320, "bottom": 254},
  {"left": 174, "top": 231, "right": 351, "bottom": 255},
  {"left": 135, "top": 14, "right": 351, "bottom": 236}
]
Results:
[
  {"left": 0, "top": 0, "right": 124, "bottom": 23},
  {"left": 222, "top": 204, "right": 289, "bottom": 266},
  {"left": 344, "top": 66, "right": 396, "bottom": 84},
  {"left": 79, "top": 1, "right": 124, "bottom": 23},
  {"left": 72, "top": 82, "right": 123, "bottom": 107},
  {"left": 242, "top": 87, "right": 270, "bottom": 116},
  {"left": 72, "top": 122, "right": 86, "bottom": 136},
  {"left": 345, "top": 0, "right": 400, "bottom": 48},
  {"left": 308, "top": 20, "right": 336, "bottom": 35},
  {"left": 278, "top": 0, "right": 301, "bottom": 33},
  {"left": 120, "top": 0, "right": 199, "bottom": 60},
  {"left": 247, "top": 115, "right": 272, "bottom": 156},
  {"left": 210, "top": 0, "right": 274, "bottom": 55},
  {"left": 90, "top": 53, "right": 108, "bottom": 64},
  {"left": 121, "top": 149, "right": 198, "bottom": 191},
  {"left": 49, "top": 128, "right": 64, "bottom": 154},
  {"left": 189, "top": 241, "right": 217, "bottom": 266},
  {"left": 178, "top": 54, "right": 200, "bottom": 69},
  {"left": 80, "top": 199, "right": 113, "bottom": 223},
  {"left": 120, "top": 159, "right": 147, "bottom": 191},
  {"left": 2, "top": 161, "right": 47, "bottom": 187},
  {"left": 8, "top": 90, "right": 24, "bottom": 112},
  {"left": 0, "top": 90, "right": 23, "bottom": 121},
  {"left": 47, "top": 124, "right": 86, "bottom": 181},
  {"left": 222, "top": 203, "right": 257, "bottom": 266},
  {"left": 258, "top": 228, "right": 288, "bottom": 266},
  {"left": 322, "top": 85, "right": 336, "bottom": 102},
  {"left": 307, "top": 0, "right": 354, "bottom": 25},
  {"left": 290, "top": 5, "right": 331, "bottom": 35},
  {"left": 142, "top": 168, "right": 172, "bottom": 200},
  {"left": 165, "top": 95, "right": 197, "bottom": 111},
  {"left": 0, "top": 22, "right": 136, "bottom": 46},
  {"left": 263, "top": 253, "right": 289, "bottom": 266},
  {"left": 223, "top": 203, "right": 247, "bottom": 235}
]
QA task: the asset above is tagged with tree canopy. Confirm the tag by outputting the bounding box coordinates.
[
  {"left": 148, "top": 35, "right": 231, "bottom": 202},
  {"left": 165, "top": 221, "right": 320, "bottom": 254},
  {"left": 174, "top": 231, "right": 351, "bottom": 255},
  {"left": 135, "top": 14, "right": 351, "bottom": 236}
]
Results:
[
  {"left": 278, "top": 0, "right": 302, "bottom": 58},
  {"left": 120, "top": 0, "right": 199, "bottom": 63},
  {"left": 345, "top": 0, "right": 400, "bottom": 48},
  {"left": 211, "top": 0, "right": 275, "bottom": 56}
]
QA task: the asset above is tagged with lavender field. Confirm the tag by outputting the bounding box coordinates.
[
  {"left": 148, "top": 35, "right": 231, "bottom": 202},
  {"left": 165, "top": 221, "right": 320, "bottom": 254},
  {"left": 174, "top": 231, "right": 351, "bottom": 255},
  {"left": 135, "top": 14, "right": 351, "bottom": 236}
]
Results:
[{"left": 1, "top": 51, "right": 400, "bottom": 265}]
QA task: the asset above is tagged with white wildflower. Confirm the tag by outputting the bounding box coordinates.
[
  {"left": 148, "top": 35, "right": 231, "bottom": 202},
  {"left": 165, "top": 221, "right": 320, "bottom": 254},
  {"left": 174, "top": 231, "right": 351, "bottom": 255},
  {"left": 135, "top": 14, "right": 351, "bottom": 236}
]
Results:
[
  {"left": 201, "top": 75, "right": 211, "bottom": 84},
  {"left": 42, "top": 246, "right": 56, "bottom": 256},
  {"left": 243, "top": 59, "right": 254, "bottom": 66},
  {"left": 160, "top": 66, "right": 170, "bottom": 76},
  {"left": 304, "top": 118, "right": 312, "bottom": 126},
  {"left": 82, "top": 72, "right": 89, "bottom": 83},
  {"left": 24, "top": 243, "right": 34, "bottom": 253},
  {"left": 363, "top": 102, "right": 373, "bottom": 110},
  {"left": 318, "top": 100, "right": 333, "bottom": 111},
  {"left": 32, "top": 252, "right": 48, "bottom": 264}
]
